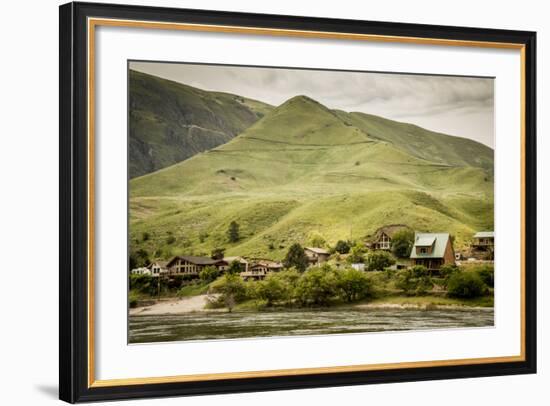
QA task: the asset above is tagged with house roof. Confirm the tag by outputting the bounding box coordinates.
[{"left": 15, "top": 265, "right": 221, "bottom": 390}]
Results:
[
  {"left": 147, "top": 261, "right": 168, "bottom": 269},
  {"left": 305, "top": 247, "right": 329, "bottom": 255},
  {"left": 474, "top": 231, "right": 494, "bottom": 238},
  {"left": 410, "top": 232, "right": 451, "bottom": 259},
  {"left": 370, "top": 224, "right": 411, "bottom": 241},
  {"left": 166, "top": 256, "right": 219, "bottom": 267},
  {"left": 251, "top": 260, "right": 283, "bottom": 269},
  {"left": 224, "top": 256, "right": 248, "bottom": 264}
]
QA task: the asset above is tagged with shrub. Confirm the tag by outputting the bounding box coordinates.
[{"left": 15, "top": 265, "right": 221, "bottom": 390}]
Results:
[
  {"left": 395, "top": 266, "right": 433, "bottom": 296},
  {"left": 295, "top": 267, "right": 338, "bottom": 306},
  {"left": 255, "top": 274, "right": 287, "bottom": 306},
  {"left": 336, "top": 268, "right": 373, "bottom": 302},
  {"left": 208, "top": 274, "right": 248, "bottom": 312},
  {"left": 439, "top": 264, "right": 461, "bottom": 288},
  {"left": 474, "top": 265, "right": 494, "bottom": 288},
  {"left": 129, "top": 291, "right": 140, "bottom": 308},
  {"left": 141, "top": 232, "right": 150, "bottom": 242},
  {"left": 129, "top": 274, "right": 156, "bottom": 296},
  {"left": 366, "top": 251, "right": 396, "bottom": 271},
  {"left": 334, "top": 240, "right": 351, "bottom": 254},
  {"left": 227, "top": 260, "right": 243, "bottom": 275},
  {"left": 447, "top": 272, "right": 487, "bottom": 298},
  {"left": 347, "top": 245, "right": 366, "bottom": 264},
  {"left": 199, "top": 266, "right": 220, "bottom": 283},
  {"left": 211, "top": 247, "right": 225, "bottom": 260}
]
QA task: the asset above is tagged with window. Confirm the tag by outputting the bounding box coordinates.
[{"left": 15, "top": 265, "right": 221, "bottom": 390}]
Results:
[{"left": 420, "top": 247, "right": 427, "bottom": 254}]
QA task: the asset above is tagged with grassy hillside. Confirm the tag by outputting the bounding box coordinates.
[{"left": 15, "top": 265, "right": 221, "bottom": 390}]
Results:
[
  {"left": 129, "top": 70, "right": 273, "bottom": 178},
  {"left": 130, "top": 93, "right": 494, "bottom": 260}
]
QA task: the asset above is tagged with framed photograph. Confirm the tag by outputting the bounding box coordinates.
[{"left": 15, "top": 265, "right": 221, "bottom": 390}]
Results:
[{"left": 59, "top": 2, "right": 536, "bottom": 403}]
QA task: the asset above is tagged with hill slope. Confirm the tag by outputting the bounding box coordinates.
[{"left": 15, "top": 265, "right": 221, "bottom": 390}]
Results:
[
  {"left": 130, "top": 94, "right": 494, "bottom": 259},
  {"left": 129, "top": 70, "right": 274, "bottom": 178}
]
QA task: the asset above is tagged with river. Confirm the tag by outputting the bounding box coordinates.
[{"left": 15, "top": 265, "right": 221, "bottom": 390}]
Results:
[{"left": 129, "top": 307, "right": 494, "bottom": 343}]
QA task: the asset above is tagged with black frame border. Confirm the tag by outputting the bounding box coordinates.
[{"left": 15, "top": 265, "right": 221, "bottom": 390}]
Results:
[{"left": 59, "top": 2, "right": 537, "bottom": 403}]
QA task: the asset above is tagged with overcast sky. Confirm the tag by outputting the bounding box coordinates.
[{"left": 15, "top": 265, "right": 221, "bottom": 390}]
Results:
[{"left": 130, "top": 61, "right": 494, "bottom": 148}]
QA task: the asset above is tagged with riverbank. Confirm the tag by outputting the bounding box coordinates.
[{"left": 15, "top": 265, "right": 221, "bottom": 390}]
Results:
[{"left": 130, "top": 293, "right": 493, "bottom": 316}]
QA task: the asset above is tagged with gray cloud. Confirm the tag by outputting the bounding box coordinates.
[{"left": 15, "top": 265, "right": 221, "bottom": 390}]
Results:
[{"left": 130, "top": 61, "right": 494, "bottom": 148}]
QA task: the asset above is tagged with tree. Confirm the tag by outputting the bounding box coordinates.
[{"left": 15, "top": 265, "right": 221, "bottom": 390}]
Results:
[
  {"left": 336, "top": 268, "right": 373, "bottom": 302},
  {"left": 391, "top": 229, "right": 415, "bottom": 258},
  {"left": 295, "top": 267, "right": 338, "bottom": 306},
  {"left": 395, "top": 265, "right": 433, "bottom": 296},
  {"left": 334, "top": 240, "right": 351, "bottom": 254},
  {"left": 227, "top": 221, "right": 240, "bottom": 243},
  {"left": 439, "top": 264, "right": 460, "bottom": 288},
  {"left": 199, "top": 266, "right": 220, "bottom": 283},
  {"left": 308, "top": 233, "right": 327, "bottom": 248},
  {"left": 130, "top": 248, "right": 149, "bottom": 269},
  {"left": 283, "top": 243, "right": 309, "bottom": 272},
  {"left": 366, "top": 251, "right": 396, "bottom": 271},
  {"left": 211, "top": 247, "right": 225, "bottom": 260},
  {"left": 227, "top": 260, "right": 243, "bottom": 275},
  {"left": 447, "top": 272, "right": 486, "bottom": 298},
  {"left": 256, "top": 274, "right": 287, "bottom": 306},
  {"left": 347, "top": 245, "right": 366, "bottom": 264},
  {"left": 475, "top": 265, "right": 494, "bottom": 288},
  {"left": 209, "top": 274, "right": 247, "bottom": 312}
]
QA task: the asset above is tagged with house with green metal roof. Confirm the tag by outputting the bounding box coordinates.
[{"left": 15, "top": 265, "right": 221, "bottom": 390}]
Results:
[{"left": 410, "top": 232, "right": 455, "bottom": 272}]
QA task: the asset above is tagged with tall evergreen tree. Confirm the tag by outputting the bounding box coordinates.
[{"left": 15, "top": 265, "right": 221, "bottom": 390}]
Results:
[
  {"left": 227, "top": 221, "right": 240, "bottom": 243},
  {"left": 283, "top": 243, "right": 309, "bottom": 272}
]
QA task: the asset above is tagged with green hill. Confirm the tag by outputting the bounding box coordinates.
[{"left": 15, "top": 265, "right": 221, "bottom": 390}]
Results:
[
  {"left": 129, "top": 70, "right": 273, "bottom": 178},
  {"left": 129, "top": 93, "right": 493, "bottom": 260}
]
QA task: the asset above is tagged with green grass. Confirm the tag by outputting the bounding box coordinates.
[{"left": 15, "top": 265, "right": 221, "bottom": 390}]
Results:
[
  {"left": 177, "top": 281, "right": 211, "bottom": 297},
  {"left": 129, "top": 91, "right": 494, "bottom": 259}
]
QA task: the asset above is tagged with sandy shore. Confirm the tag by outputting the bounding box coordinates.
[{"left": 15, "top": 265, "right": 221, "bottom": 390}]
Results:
[{"left": 130, "top": 295, "right": 212, "bottom": 315}]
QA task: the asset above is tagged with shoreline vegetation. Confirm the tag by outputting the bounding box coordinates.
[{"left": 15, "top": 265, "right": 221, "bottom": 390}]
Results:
[{"left": 129, "top": 262, "right": 494, "bottom": 316}]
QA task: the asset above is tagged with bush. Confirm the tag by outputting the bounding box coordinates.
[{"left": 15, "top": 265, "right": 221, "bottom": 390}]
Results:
[
  {"left": 336, "top": 268, "right": 373, "bottom": 302},
  {"left": 366, "top": 251, "right": 396, "bottom": 271},
  {"left": 255, "top": 274, "right": 287, "bottom": 306},
  {"left": 295, "top": 267, "right": 338, "bottom": 306},
  {"left": 129, "top": 291, "right": 140, "bottom": 308},
  {"left": 439, "top": 264, "right": 460, "bottom": 288},
  {"left": 208, "top": 274, "right": 248, "bottom": 312},
  {"left": 334, "top": 240, "right": 351, "bottom": 254},
  {"left": 199, "top": 266, "right": 220, "bottom": 283},
  {"left": 474, "top": 265, "right": 494, "bottom": 288},
  {"left": 347, "top": 245, "right": 366, "bottom": 264},
  {"left": 129, "top": 274, "right": 157, "bottom": 296},
  {"left": 447, "top": 272, "right": 487, "bottom": 298},
  {"left": 395, "top": 266, "right": 433, "bottom": 296}
]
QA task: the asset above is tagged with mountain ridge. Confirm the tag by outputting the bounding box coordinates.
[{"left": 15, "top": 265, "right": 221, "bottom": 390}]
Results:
[{"left": 129, "top": 87, "right": 493, "bottom": 259}]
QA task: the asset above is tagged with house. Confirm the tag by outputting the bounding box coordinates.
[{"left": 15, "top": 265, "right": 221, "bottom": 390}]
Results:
[
  {"left": 147, "top": 261, "right": 168, "bottom": 277},
  {"left": 410, "top": 232, "right": 455, "bottom": 272},
  {"left": 240, "top": 260, "right": 283, "bottom": 281},
  {"left": 369, "top": 224, "right": 411, "bottom": 251},
  {"left": 130, "top": 267, "right": 150, "bottom": 276},
  {"left": 221, "top": 256, "right": 249, "bottom": 273},
  {"left": 473, "top": 231, "right": 494, "bottom": 250},
  {"left": 304, "top": 247, "right": 330, "bottom": 266},
  {"left": 166, "top": 256, "right": 221, "bottom": 276}
]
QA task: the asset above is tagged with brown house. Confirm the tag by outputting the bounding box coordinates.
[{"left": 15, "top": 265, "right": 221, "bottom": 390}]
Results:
[
  {"left": 304, "top": 247, "right": 330, "bottom": 266},
  {"left": 166, "top": 256, "right": 222, "bottom": 276},
  {"left": 473, "top": 231, "right": 494, "bottom": 250},
  {"left": 369, "top": 224, "right": 412, "bottom": 251},
  {"left": 410, "top": 232, "right": 455, "bottom": 272},
  {"left": 240, "top": 260, "right": 283, "bottom": 281}
]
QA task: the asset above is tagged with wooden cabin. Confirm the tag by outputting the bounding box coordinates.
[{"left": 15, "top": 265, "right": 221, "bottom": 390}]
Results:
[
  {"left": 472, "top": 231, "right": 494, "bottom": 249},
  {"left": 166, "top": 256, "right": 220, "bottom": 276},
  {"left": 240, "top": 260, "right": 283, "bottom": 281},
  {"left": 369, "top": 224, "right": 412, "bottom": 251},
  {"left": 304, "top": 247, "right": 330, "bottom": 266}
]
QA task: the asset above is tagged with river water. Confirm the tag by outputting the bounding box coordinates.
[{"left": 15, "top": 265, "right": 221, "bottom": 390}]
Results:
[{"left": 129, "top": 307, "right": 494, "bottom": 343}]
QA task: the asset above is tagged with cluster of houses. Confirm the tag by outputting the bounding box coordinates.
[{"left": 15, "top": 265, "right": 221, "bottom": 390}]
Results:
[
  {"left": 131, "top": 247, "right": 330, "bottom": 281},
  {"left": 131, "top": 227, "right": 494, "bottom": 281}
]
